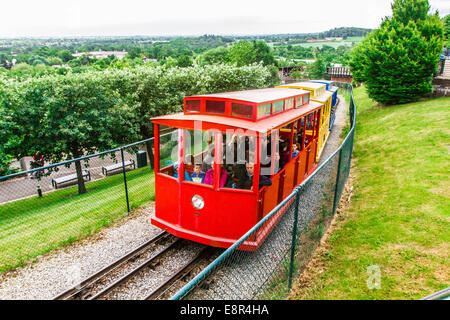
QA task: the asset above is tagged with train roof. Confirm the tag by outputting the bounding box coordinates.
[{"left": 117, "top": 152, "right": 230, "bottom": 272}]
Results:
[
  {"left": 152, "top": 101, "right": 323, "bottom": 135},
  {"left": 311, "top": 90, "right": 333, "bottom": 103},
  {"left": 278, "top": 82, "right": 326, "bottom": 90},
  {"left": 186, "top": 88, "right": 310, "bottom": 104},
  {"left": 308, "top": 79, "right": 333, "bottom": 84},
  {"left": 307, "top": 79, "right": 334, "bottom": 90},
  {"left": 329, "top": 86, "right": 338, "bottom": 93},
  {"left": 181, "top": 87, "right": 312, "bottom": 122}
]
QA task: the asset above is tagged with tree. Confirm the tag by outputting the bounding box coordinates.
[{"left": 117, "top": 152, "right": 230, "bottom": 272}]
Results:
[
  {"left": 176, "top": 55, "right": 194, "bottom": 68},
  {"left": 350, "top": 0, "right": 444, "bottom": 104},
  {"left": 227, "top": 41, "right": 256, "bottom": 66},
  {"left": 48, "top": 57, "right": 63, "bottom": 66},
  {"left": 306, "top": 57, "right": 327, "bottom": 79},
  {"left": 58, "top": 49, "right": 75, "bottom": 63},
  {"left": 444, "top": 14, "right": 450, "bottom": 46},
  {"left": 7, "top": 74, "right": 138, "bottom": 194},
  {"left": 252, "top": 40, "right": 277, "bottom": 66},
  {"left": 227, "top": 40, "right": 277, "bottom": 67},
  {"left": 196, "top": 46, "right": 230, "bottom": 66}
]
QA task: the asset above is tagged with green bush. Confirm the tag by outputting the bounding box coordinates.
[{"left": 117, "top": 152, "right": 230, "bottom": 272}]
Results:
[
  {"left": 349, "top": 0, "right": 444, "bottom": 105},
  {"left": 0, "top": 64, "right": 279, "bottom": 179}
]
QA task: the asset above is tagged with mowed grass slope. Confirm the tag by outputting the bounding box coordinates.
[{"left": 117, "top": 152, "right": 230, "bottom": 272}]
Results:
[
  {"left": 0, "top": 167, "right": 155, "bottom": 272},
  {"left": 291, "top": 87, "right": 449, "bottom": 299}
]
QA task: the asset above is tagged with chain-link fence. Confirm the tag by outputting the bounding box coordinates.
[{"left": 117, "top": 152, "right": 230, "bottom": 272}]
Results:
[
  {"left": 0, "top": 136, "right": 165, "bottom": 273},
  {"left": 171, "top": 82, "right": 355, "bottom": 300}
]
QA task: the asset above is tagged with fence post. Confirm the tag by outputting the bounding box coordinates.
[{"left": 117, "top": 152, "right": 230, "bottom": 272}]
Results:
[
  {"left": 121, "top": 147, "right": 130, "bottom": 213},
  {"left": 288, "top": 188, "right": 301, "bottom": 290},
  {"left": 332, "top": 148, "right": 343, "bottom": 215}
]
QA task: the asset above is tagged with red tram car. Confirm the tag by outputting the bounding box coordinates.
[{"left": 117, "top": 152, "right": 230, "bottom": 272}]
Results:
[{"left": 151, "top": 88, "right": 326, "bottom": 251}]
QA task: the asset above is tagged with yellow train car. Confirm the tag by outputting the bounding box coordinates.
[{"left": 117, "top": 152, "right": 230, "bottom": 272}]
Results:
[{"left": 276, "top": 82, "right": 333, "bottom": 161}]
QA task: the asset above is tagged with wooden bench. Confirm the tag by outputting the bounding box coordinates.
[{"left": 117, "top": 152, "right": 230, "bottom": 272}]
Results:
[
  {"left": 52, "top": 170, "right": 91, "bottom": 189},
  {"left": 102, "top": 159, "right": 135, "bottom": 176}
]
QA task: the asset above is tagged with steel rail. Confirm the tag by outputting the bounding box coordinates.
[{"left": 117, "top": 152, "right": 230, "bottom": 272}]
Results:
[
  {"left": 88, "top": 238, "right": 182, "bottom": 300},
  {"left": 143, "top": 247, "right": 212, "bottom": 300},
  {"left": 52, "top": 231, "right": 168, "bottom": 300}
]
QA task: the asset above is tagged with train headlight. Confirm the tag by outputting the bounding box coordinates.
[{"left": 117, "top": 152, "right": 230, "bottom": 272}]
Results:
[{"left": 191, "top": 195, "right": 204, "bottom": 210}]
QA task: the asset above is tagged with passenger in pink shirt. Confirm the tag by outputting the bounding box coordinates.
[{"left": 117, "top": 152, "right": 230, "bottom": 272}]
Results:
[{"left": 203, "top": 162, "right": 228, "bottom": 187}]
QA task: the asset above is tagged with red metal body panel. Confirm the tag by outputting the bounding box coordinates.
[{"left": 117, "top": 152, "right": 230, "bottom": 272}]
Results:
[{"left": 153, "top": 174, "right": 258, "bottom": 249}]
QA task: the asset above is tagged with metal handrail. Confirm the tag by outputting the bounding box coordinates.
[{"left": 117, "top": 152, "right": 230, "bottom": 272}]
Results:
[{"left": 421, "top": 287, "right": 450, "bottom": 300}]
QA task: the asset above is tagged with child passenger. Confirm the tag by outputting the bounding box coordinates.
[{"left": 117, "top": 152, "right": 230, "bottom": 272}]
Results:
[
  {"left": 291, "top": 144, "right": 299, "bottom": 158},
  {"left": 191, "top": 163, "right": 206, "bottom": 184}
]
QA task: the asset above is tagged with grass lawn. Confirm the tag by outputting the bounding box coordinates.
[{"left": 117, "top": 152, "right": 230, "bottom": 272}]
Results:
[
  {"left": 290, "top": 87, "right": 450, "bottom": 299},
  {"left": 0, "top": 167, "right": 155, "bottom": 272},
  {"left": 295, "top": 37, "right": 363, "bottom": 48}
]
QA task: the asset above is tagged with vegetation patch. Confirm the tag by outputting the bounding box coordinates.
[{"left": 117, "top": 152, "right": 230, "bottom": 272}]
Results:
[
  {"left": 289, "top": 87, "right": 450, "bottom": 300},
  {"left": 0, "top": 167, "right": 155, "bottom": 272}
]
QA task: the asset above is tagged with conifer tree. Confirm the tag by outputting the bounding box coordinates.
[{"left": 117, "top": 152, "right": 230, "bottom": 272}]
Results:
[{"left": 350, "top": 0, "right": 444, "bottom": 104}]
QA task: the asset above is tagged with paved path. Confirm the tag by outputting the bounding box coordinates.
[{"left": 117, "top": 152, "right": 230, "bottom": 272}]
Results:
[
  {"left": 318, "top": 95, "right": 348, "bottom": 165},
  {"left": 0, "top": 149, "right": 146, "bottom": 204}
]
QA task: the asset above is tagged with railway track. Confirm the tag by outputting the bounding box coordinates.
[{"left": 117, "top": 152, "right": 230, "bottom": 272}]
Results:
[
  {"left": 143, "top": 246, "right": 214, "bottom": 300},
  {"left": 52, "top": 231, "right": 217, "bottom": 300}
]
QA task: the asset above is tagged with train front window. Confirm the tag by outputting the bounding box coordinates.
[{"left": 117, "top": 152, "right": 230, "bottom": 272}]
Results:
[
  {"left": 222, "top": 133, "right": 258, "bottom": 191},
  {"left": 158, "top": 126, "right": 179, "bottom": 176},
  {"left": 181, "top": 129, "right": 216, "bottom": 185}
]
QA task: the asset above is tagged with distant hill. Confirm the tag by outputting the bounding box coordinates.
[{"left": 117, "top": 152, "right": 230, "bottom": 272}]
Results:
[
  {"left": 318, "top": 27, "right": 372, "bottom": 38},
  {"left": 237, "top": 27, "right": 373, "bottom": 41}
]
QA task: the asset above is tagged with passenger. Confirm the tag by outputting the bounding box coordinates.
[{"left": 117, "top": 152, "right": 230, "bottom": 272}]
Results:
[
  {"left": 203, "top": 161, "right": 228, "bottom": 188},
  {"left": 191, "top": 163, "right": 206, "bottom": 184},
  {"left": 291, "top": 144, "right": 299, "bottom": 158},
  {"left": 280, "top": 142, "right": 290, "bottom": 169},
  {"left": 202, "top": 147, "right": 214, "bottom": 173},
  {"left": 234, "top": 162, "right": 272, "bottom": 190},
  {"left": 173, "top": 162, "right": 192, "bottom": 181}
]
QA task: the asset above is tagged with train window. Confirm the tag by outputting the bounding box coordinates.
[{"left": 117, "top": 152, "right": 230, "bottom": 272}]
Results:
[
  {"left": 158, "top": 126, "right": 179, "bottom": 176},
  {"left": 231, "top": 102, "right": 253, "bottom": 119},
  {"left": 303, "top": 94, "right": 310, "bottom": 105},
  {"left": 296, "top": 117, "right": 306, "bottom": 151},
  {"left": 285, "top": 98, "right": 294, "bottom": 110},
  {"left": 223, "top": 134, "right": 257, "bottom": 191},
  {"left": 185, "top": 100, "right": 201, "bottom": 113},
  {"left": 272, "top": 100, "right": 284, "bottom": 114},
  {"left": 257, "top": 103, "right": 271, "bottom": 119},
  {"left": 306, "top": 113, "right": 314, "bottom": 130},
  {"left": 182, "top": 129, "right": 213, "bottom": 184},
  {"left": 205, "top": 100, "right": 226, "bottom": 114}
]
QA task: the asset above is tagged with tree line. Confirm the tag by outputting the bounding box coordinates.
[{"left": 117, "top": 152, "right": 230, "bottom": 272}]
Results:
[{"left": 0, "top": 64, "right": 280, "bottom": 194}]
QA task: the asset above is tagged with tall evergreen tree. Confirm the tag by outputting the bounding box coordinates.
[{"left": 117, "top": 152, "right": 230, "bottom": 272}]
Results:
[{"left": 350, "top": 0, "right": 444, "bottom": 104}]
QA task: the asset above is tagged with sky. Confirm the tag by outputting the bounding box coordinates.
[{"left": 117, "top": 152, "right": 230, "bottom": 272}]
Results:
[{"left": 1, "top": 0, "right": 449, "bottom": 37}]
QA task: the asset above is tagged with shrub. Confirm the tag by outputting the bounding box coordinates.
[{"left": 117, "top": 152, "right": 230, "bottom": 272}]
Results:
[{"left": 349, "top": 0, "right": 444, "bottom": 104}]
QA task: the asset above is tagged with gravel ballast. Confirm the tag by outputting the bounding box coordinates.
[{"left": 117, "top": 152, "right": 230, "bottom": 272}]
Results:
[{"left": 0, "top": 206, "right": 161, "bottom": 300}]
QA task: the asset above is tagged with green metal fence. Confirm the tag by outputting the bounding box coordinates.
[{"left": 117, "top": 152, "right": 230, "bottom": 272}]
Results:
[
  {"left": 0, "top": 135, "right": 167, "bottom": 273},
  {"left": 171, "top": 82, "right": 356, "bottom": 300}
]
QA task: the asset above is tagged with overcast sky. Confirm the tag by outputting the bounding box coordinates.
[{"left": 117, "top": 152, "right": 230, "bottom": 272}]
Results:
[{"left": 1, "top": 0, "right": 449, "bottom": 37}]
